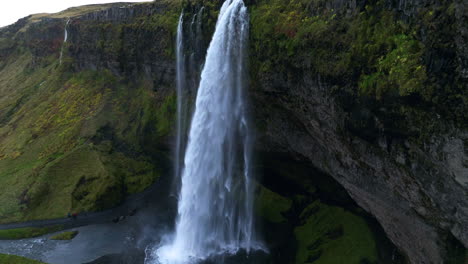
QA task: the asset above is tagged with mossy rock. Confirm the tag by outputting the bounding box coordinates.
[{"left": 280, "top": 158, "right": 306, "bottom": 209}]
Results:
[
  {"left": 0, "top": 225, "right": 63, "bottom": 240},
  {"left": 23, "top": 145, "right": 123, "bottom": 220},
  {"left": 50, "top": 230, "right": 78, "bottom": 240},
  {"left": 294, "top": 201, "right": 378, "bottom": 264},
  {"left": 23, "top": 143, "right": 160, "bottom": 221},
  {"left": 0, "top": 254, "right": 46, "bottom": 264},
  {"left": 256, "top": 185, "right": 292, "bottom": 223}
]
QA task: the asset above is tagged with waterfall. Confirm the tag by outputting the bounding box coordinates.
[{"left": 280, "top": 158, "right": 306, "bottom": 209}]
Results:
[
  {"left": 189, "top": 7, "right": 205, "bottom": 90},
  {"left": 173, "top": 13, "right": 187, "bottom": 197},
  {"left": 151, "top": 0, "right": 262, "bottom": 263},
  {"left": 172, "top": 7, "right": 206, "bottom": 197},
  {"left": 59, "top": 19, "right": 70, "bottom": 65},
  {"left": 195, "top": 7, "right": 204, "bottom": 54}
]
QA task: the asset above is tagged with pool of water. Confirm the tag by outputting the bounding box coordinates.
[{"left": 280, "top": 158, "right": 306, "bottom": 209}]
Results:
[{"left": 0, "top": 201, "right": 172, "bottom": 264}]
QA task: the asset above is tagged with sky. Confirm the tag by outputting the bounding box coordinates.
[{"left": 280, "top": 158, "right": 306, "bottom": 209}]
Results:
[{"left": 0, "top": 0, "right": 153, "bottom": 27}]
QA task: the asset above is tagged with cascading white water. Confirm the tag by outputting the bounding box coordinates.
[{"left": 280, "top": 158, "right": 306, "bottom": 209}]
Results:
[
  {"left": 152, "top": 0, "right": 261, "bottom": 263},
  {"left": 59, "top": 19, "right": 70, "bottom": 65}
]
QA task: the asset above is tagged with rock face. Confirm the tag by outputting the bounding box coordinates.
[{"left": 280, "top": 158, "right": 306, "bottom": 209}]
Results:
[
  {"left": 0, "top": 0, "right": 466, "bottom": 263},
  {"left": 249, "top": 0, "right": 468, "bottom": 262},
  {"left": 252, "top": 71, "right": 467, "bottom": 264},
  {"left": 66, "top": 2, "right": 175, "bottom": 82}
]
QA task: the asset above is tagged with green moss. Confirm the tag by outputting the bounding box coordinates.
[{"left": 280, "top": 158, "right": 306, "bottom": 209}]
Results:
[
  {"left": 0, "top": 254, "right": 46, "bottom": 264},
  {"left": 251, "top": 0, "right": 427, "bottom": 96},
  {"left": 0, "top": 225, "right": 63, "bottom": 240},
  {"left": 294, "top": 201, "right": 378, "bottom": 264},
  {"left": 355, "top": 23, "right": 427, "bottom": 100},
  {"left": 0, "top": 60, "right": 165, "bottom": 223},
  {"left": 101, "top": 149, "right": 159, "bottom": 194},
  {"left": 49, "top": 230, "right": 78, "bottom": 240},
  {"left": 250, "top": 0, "right": 466, "bottom": 136},
  {"left": 154, "top": 93, "right": 177, "bottom": 138},
  {"left": 23, "top": 145, "right": 122, "bottom": 220},
  {"left": 250, "top": 0, "right": 352, "bottom": 78},
  {"left": 256, "top": 185, "right": 292, "bottom": 223}
]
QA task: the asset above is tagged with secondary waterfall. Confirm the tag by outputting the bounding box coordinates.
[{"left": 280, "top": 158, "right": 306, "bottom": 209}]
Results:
[
  {"left": 188, "top": 6, "right": 205, "bottom": 89},
  {"left": 173, "top": 13, "right": 186, "bottom": 197},
  {"left": 172, "top": 7, "right": 206, "bottom": 197},
  {"left": 59, "top": 19, "right": 70, "bottom": 65},
  {"left": 151, "top": 0, "right": 261, "bottom": 263}
]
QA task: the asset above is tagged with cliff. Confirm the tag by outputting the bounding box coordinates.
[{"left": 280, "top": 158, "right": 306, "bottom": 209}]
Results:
[
  {"left": 250, "top": 0, "right": 468, "bottom": 263},
  {"left": 0, "top": 1, "right": 178, "bottom": 223},
  {"left": 0, "top": 0, "right": 466, "bottom": 263}
]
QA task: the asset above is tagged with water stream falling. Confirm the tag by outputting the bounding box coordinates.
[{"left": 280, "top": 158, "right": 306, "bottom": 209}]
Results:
[
  {"left": 188, "top": 7, "right": 205, "bottom": 89},
  {"left": 59, "top": 19, "right": 70, "bottom": 65},
  {"left": 150, "top": 0, "right": 262, "bottom": 263},
  {"left": 173, "top": 13, "right": 187, "bottom": 197},
  {"left": 172, "top": 7, "right": 206, "bottom": 197}
]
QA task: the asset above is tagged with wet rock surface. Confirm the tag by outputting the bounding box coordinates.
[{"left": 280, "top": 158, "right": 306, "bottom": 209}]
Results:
[{"left": 84, "top": 248, "right": 145, "bottom": 264}]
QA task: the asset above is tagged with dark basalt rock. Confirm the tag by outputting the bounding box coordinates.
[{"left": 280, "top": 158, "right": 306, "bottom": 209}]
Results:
[
  {"left": 198, "top": 250, "right": 271, "bottom": 264},
  {"left": 84, "top": 248, "right": 145, "bottom": 264},
  {"left": 253, "top": 70, "right": 467, "bottom": 263}
]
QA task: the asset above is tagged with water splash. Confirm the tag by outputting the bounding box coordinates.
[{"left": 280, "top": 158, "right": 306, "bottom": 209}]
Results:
[
  {"left": 59, "top": 19, "right": 70, "bottom": 65},
  {"left": 151, "top": 0, "right": 262, "bottom": 263}
]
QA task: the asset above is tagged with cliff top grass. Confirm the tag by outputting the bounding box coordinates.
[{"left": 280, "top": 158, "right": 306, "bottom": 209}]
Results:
[
  {"left": 30, "top": 3, "right": 127, "bottom": 21},
  {"left": 0, "top": 254, "right": 46, "bottom": 264},
  {"left": 49, "top": 230, "right": 79, "bottom": 240},
  {"left": 0, "top": 225, "right": 63, "bottom": 240},
  {"left": 16, "top": 1, "right": 158, "bottom": 33}
]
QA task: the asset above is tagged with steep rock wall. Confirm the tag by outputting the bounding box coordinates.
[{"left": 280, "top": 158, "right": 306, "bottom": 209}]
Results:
[{"left": 249, "top": 0, "right": 467, "bottom": 262}]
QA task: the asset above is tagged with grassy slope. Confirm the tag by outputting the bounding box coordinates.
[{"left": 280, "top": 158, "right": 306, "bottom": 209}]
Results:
[
  {"left": 0, "top": 254, "right": 46, "bottom": 264},
  {"left": 0, "top": 0, "right": 187, "bottom": 223},
  {"left": 49, "top": 230, "right": 78, "bottom": 240},
  {"left": 0, "top": 226, "right": 63, "bottom": 240},
  {"left": 0, "top": 41, "right": 172, "bottom": 223},
  {"left": 0, "top": 60, "right": 170, "bottom": 222}
]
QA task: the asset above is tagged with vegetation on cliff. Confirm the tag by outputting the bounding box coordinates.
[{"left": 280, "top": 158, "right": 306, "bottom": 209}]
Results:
[
  {"left": 250, "top": 0, "right": 467, "bottom": 140},
  {"left": 0, "top": 2, "right": 180, "bottom": 223},
  {"left": 294, "top": 201, "right": 378, "bottom": 264}
]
